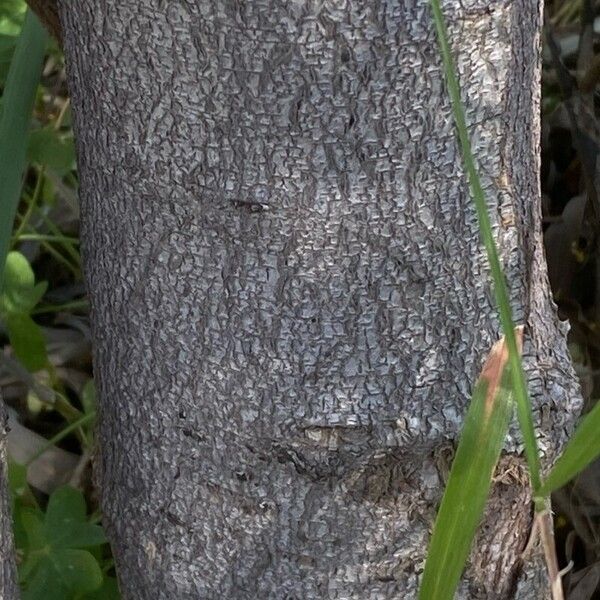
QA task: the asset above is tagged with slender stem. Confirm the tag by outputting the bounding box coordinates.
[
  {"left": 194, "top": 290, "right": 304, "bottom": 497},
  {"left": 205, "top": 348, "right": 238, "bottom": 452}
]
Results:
[
  {"left": 101, "top": 558, "right": 115, "bottom": 574},
  {"left": 37, "top": 238, "right": 80, "bottom": 277},
  {"left": 15, "top": 233, "right": 79, "bottom": 243},
  {"left": 54, "top": 98, "right": 70, "bottom": 130},
  {"left": 32, "top": 299, "right": 88, "bottom": 315},
  {"left": 537, "top": 507, "right": 565, "bottom": 600},
  {"left": 53, "top": 391, "right": 84, "bottom": 423},
  {"left": 37, "top": 210, "right": 81, "bottom": 265},
  {"left": 13, "top": 205, "right": 81, "bottom": 276},
  {"left": 25, "top": 411, "right": 96, "bottom": 467},
  {"left": 11, "top": 166, "right": 46, "bottom": 244},
  {"left": 18, "top": 194, "right": 82, "bottom": 266},
  {"left": 12, "top": 97, "right": 72, "bottom": 246},
  {"left": 429, "top": 0, "right": 542, "bottom": 493}
]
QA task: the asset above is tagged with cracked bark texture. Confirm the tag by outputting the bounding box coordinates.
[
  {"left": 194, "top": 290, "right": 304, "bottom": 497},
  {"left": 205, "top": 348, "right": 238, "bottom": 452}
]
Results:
[{"left": 58, "top": 0, "right": 581, "bottom": 598}]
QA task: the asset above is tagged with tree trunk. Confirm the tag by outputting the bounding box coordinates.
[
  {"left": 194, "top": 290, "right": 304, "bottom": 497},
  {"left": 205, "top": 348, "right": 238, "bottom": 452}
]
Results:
[
  {"left": 0, "top": 400, "right": 18, "bottom": 599},
  {"left": 58, "top": 0, "right": 581, "bottom": 597}
]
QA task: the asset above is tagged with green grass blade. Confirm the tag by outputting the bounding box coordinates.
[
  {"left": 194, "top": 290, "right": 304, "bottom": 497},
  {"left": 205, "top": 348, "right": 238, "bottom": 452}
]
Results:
[
  {"left": 0, "top": 10, "right": 47, "bottom": 293},
  {"left": 538, "top": 400, "right": 600, "bottom": 496},
  {"left": 429, "top": 0, "right": 542, "bottom": 493},
  {"left": 419, "top": 331, "right": 522, "bottom": 600}
]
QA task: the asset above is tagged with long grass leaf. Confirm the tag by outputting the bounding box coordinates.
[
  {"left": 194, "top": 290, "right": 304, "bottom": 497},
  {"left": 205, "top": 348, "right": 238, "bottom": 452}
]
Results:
[
  {"left": 429, "top": 0, "right": 542, "bottom": 493},
  {"left": 418, "top": 330, "right": 523, "bottom": 600},
  {"left": 538, "top": 400, "right": 600, "bottom": 495},
  {"left": 0, "top": 11, "right": 47, "bottom": 293}
]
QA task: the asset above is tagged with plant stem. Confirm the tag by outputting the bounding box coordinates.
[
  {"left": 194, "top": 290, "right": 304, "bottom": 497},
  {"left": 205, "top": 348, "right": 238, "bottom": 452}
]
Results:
[
  {"left": 15, "top": 233, "right": 79, "bottom": 243},
  {"left": 32, "top": 299, "right": 88, "bottom": 315},
  {"left": 11, "top": 166, "right": 45, "bottom": 244},
  {"left": 25, "top": 411, "right": 96, "bottom": 467}
]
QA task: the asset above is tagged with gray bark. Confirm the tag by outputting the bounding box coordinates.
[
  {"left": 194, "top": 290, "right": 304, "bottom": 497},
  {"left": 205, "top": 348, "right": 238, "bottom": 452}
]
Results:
[
  {"left": 0, "top": 400, "right": 19, "bottom": 599},
  {"left": 58, "top": 0, "right": 581, "bottom": 598}
]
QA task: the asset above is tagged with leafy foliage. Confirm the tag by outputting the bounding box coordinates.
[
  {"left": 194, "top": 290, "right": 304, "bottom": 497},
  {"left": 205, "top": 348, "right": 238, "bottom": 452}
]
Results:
[
  {"left": 0, "top": 9, "right": 47, "bottom": 288},
  {"left": 1, "top": 251, "right": 48, "bottom": 370},
  {"left": 27, "top": 126, "right": 76, "bottom": 174},
  {"left": 11, "top": 480, "right": 117, "bottom": 600},
  {"left": 0, "top": 2, "right": 116, "bottom": 597}
]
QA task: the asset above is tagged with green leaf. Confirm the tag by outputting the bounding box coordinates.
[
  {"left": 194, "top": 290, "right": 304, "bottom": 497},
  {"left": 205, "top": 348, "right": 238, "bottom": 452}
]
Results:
[
  {"left": 5, "top": 312, "right": 47, "bottom": 371},
  {"left": 22, "top": 550, "right": 103, "bottom": 598},
  {"left": 9, "top": 460, "right": 38, "bottom": 551},
  {"left": 84, "top": 577, "right": 121, "bottom": 600},
  {"left": 0, "top": 10, "right": 47, "bottom": 294},
  {"left": 539, "top": 399, "right": 600, "bottom": 495},
  {"left": 27, "top": 127, "right": 76, "bottom": 174},
  {"left": 0, "top": 34, "right": 16, "bottom": 85},
  {"left": 21, "top": 558, "right": 69, "bottom": 600},
  {"left": 12, "top": 498, "right": 29, "bottom": 554},
  {"left": 21, "top": 507, "right": 46, "bottom": 552},
  {"left": 4, "top": 250, "right": 34, "bottom": 287},
  {"left": 1, "top": 251, "right": 48, "bottom": 370},
  {"left": 0, "top": 0, "right": 26, "bottom": 36},
  {"left": 419, "top": 331, "right": 522, "bottom": 600},
  {"left": 2, "top": 251, "right": 47, "bottom": 314},
  {"left": 18, "top": 486, "right": 109, "bottom": 597},
  {"left": 81, "top": 379, "right": 97, "bottom": 416},
  {"left": 45, "top": 486, "right": 87, "bottom": 525},
  {"left": 44, "top": 486, "right": 107, "bottom": 548},
  {"left": 8, "top": 459, "right": 28, "bottom": 498},
  {"left": 50, "top": 549, "right": 103, "bottom": 593}
]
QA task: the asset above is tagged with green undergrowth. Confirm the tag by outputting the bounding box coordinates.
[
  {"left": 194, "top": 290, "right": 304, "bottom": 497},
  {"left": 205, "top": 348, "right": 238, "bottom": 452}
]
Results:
[{"left": 0, "top": 4, "right": 115, "bottom": 598}]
